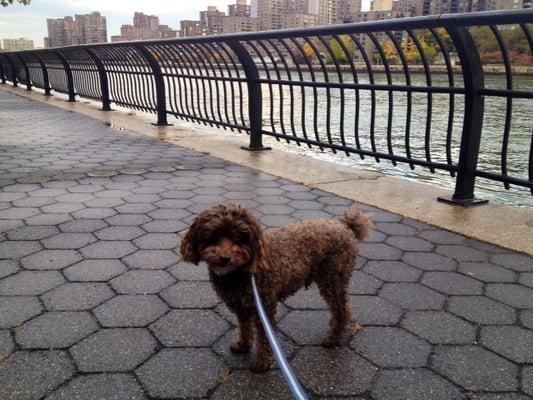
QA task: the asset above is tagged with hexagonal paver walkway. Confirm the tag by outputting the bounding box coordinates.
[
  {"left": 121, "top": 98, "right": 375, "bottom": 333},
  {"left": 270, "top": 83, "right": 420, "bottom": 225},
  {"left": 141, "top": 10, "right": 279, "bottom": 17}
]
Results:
[{"left": 0, "top": 89, "right": 532, "bottom": 400}]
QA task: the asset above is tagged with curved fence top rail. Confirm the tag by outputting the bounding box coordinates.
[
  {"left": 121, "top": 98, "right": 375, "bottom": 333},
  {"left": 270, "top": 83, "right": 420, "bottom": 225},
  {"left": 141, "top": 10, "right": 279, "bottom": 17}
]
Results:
[{"left": 1, "top": 10, "right": 532, "bottom": 206}]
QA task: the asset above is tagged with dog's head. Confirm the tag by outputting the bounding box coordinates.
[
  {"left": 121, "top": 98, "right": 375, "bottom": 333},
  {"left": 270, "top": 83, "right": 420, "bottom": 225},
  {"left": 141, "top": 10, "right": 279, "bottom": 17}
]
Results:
[{"left": 180, "top": 203, "right": 269, "bottom": 276}]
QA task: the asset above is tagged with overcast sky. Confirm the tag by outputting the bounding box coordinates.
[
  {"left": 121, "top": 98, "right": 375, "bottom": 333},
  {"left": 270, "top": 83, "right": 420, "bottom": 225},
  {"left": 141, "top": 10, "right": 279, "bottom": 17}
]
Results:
[{"left": 0, "top": 0, "right": 371, "bottom": 48}]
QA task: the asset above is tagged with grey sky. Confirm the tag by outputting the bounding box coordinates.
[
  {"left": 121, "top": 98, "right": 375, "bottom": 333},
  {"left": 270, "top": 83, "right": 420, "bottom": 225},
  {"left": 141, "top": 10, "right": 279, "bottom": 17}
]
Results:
[{"left": 0, "top": 0, "right": 371, "bottom": 48}]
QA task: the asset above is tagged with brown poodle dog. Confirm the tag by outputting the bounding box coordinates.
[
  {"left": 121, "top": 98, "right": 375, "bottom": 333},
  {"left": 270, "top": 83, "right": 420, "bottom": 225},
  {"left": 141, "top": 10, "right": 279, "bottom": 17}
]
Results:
[{"left": 180, "top": 203, "right": 372, "bottom": 372}]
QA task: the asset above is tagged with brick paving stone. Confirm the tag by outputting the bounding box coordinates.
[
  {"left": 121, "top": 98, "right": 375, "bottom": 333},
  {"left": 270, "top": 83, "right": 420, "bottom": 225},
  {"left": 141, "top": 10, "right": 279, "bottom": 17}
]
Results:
[
  {"left": 167, "top": 261, "right": 209, "bottom": 281},
  {"left": 80, "top": 241, "right": 136, "bottom": 259},
  {"left": 419, "top": 230, "right": 466, "bottom": 244},
  {"left": 45, "top": 373, "right": 147, "bottom": 400},
  {"left": 350, "top": 326, "right": 431, "bottom": 367},
  {"left": 0, "top": 296, "right": 43, "bottom": 328},
  {"left": 421, "top": 271, "right": 484, "bottom": 295},
  {"left": 0, "top": 271, "right": 65, "bottom": 295},
  {"left": 523, "top": 366, "right": 533, "bottom": 397},
  {"left": 349, "top": 295, "right": 402, "bottom": 325},
  {"left": 486, "top": 283, "right": 533, "bottom": 308},
  {"left": 359, "top": 243, "right": 403, "bottom": 261},
  {"left": 436, "top": 245, "right": 487, "bottom": 262},
  {"left": 160, "top": 281, "right": 219, "bottom": 308},
  {"left": 481, "top": 326, "right": 533, "bottom": 363},
  {"left": 149, "top": 309, "right": 229, "bottom": 347},
  {"left": 6, "top": 225, "right": 60, "bottom": 241},
  {"left": 70, "top": 329, "right": 157, "bottom": 372},
  {"left": 386, "top": 236, "right": 433, "bottom": 252},
  {"left": 284, "top": 285, "right": 327, "bottom": 309},
  {"left": 72, "top": 208, "right": 117, "bottom": 219},
  {"left": 135, "top": 348, "right": 226, "bottom": 399},
  {"left": 380, "top": 283, "right": 446, "bottom": 310},
  {"left": 490, "top": 253, "right": 533, "bottom": 272},
  {"left": 0, "top": 240, "right": 42, "bottom": 259},
  {"left": 41, "top": 203, "right": 85, "bottom": 214},
  {"left": 403, "top": 252, "right": 458, "bottom": 271},
  {"left": 278, "top": 310, "right": 332, "bottom": 345},
  {"left": 15, "top": 311, "right": 98, "bottom": 349},
  {"left": 458, "top": 262, "right": 516, "bottom": 282},
  {"left": 106, "top": 214, "right": 152, "bottom": 226},
  {"left": 0, "top": 350, "right": 74, "bottom": 400},
  {"left": 292, "top": 347, "right": 378, "bottom": 396},
  {"left": 518, "top": 272, "right": 533, "bottom": 288},
  {"left": 133, "top": 233, "right": 180, "bottom": 250},
  {"left": 372, "top": 369, "right": 464, "bottom": 400},
  {"left": 0, "top": 207, "right": 39, "bottom": 219},
  {"left": 375, "top": 222, "right": 416, "bottom": 236},
  {"left": 0, "top": 329, "right": 15, "bottom": 356},
  {"left": 0, "top": 259, "right": 19, "bottom": 279},
  {"left": 58, "top": 219, "right": 108, "bottom": 233},
  {"left": 22, "top": 249, "right": 82, "bottom": 270},
  {"left": 210, "top": 370, "right": 293, "bottom": 400},
  {"left": 348, "top": 270, "right": 383, "bottom": 295},
  {"left": 110, "top": 270, "right": 175, "bottom": 294},
  {"left": 520, "top": 310, "right": 533, "bottom": 330},
  {"left": 122, "top": 250, "right": 177, "bottom": 269},
  {"left": 41, "top": 283, "right": 114, "bottom": 311},
  {"left": 41, "top": 233, "right": 97, "bottom": 250},
  {"left": 448, "top": 296, "right": 516, "bottom": 325},
  {"left": 93, "top": 295, "right": 169, "bottom": 327},
  {"left": 471, "top": 395, "right": 532, "bottom": 400},
  {"left": 401, "top": 311, "right": 476, "bottom": 344},
  {"left": 63, "top": 259, "right": 127, "bottom": 282},
  {"left": 432, "top": 345, "right": 519, "bottom": 391},
  {"left": 363, "top": 260, "right": 421, "bottom": 282}
]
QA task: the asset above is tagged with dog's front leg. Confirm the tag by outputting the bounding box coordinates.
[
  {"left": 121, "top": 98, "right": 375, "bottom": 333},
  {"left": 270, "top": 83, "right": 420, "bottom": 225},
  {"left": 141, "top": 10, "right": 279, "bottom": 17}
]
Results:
[
  {"left": 250, "top": 303, "right": 276, "bottom": 372},
  {"left": 230, "top": 309, "right": 253, "bottom": 354}
]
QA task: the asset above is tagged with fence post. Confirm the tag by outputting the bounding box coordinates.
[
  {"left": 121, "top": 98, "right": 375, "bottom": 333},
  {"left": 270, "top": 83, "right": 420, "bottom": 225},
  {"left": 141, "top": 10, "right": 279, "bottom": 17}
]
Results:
[
  {"left": 16, "top": 53, "right": 32, "bottom": 91},
  {"left": 227, "top": 40, "right": 270, "bottom": 151},
  {"left": 0, "top": 55, "right": 5, "bottom": 84},
  {"left": 34, "top": 53, "right": 52, "bottom": 96},
  {"left": 54, "top": 50, "right": 76, "bottom": 102},
  {"left": 84, "top": 48, "right": 112, "bottom": 111},
  {"left": 6, "top": 54, "right": 18, "bottom": 87},
  {"left": 437, "top": 26, "right": 488, "bottom": 206},
  {"left": 134, "top": 44, "right": 171, "bottom": 126}
]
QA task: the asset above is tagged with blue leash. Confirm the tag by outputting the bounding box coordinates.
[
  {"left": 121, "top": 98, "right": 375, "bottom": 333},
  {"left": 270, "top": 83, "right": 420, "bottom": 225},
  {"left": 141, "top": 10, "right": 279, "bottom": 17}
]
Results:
[{"left": 251, "top": 274, "right": 309, "bottom": 400}]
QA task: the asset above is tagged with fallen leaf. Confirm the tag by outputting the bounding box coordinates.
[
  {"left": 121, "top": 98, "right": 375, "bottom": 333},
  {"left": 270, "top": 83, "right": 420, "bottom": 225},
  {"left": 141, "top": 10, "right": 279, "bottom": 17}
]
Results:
[
  {"left": 352, "top": 322, "right": 363, "bottom": 334},
  {"left": 218, "top": 370, "right": 231, "bottom": 384}
]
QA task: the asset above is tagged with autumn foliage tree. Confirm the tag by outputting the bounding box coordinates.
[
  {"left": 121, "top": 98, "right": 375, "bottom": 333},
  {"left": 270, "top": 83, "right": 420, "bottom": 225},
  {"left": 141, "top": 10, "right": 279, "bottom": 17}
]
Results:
[{"left": 1, "top": 0, "right": 31, "bottom": 7}]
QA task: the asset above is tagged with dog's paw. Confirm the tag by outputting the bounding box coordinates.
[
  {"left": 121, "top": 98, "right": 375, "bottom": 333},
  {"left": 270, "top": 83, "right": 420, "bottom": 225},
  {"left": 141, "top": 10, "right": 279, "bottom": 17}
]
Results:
[
  {"left": 250, "top": 358, "right": 273, "bottom": 373},
  {"left": 230, "top": 341, "right": 251, "bottom": 354}
]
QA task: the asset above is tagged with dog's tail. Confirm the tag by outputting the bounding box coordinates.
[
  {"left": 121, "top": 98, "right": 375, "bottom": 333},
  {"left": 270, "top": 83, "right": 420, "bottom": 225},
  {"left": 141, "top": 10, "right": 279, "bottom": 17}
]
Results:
[{"left": 340, "top": 208, "right": 373, "bottom": 241}]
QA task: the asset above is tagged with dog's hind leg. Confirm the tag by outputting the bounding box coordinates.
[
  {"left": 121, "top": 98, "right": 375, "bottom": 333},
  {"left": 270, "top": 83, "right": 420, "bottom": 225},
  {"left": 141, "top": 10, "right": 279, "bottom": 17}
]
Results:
[
  {"left": 315, "top": 255, "right": 354, "bottom": 347},
  {"left": 250, "top": 302, "right": 277, "bottom": 372},
  {"left": 230, "top": 309, "right": 254, "bottom": 354}
]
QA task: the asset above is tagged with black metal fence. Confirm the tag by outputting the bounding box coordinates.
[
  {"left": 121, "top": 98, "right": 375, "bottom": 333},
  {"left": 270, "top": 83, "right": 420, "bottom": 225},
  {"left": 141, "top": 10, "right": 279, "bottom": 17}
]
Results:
[{"left": 1, "top": 10, "right": 532, "bottom": 204}]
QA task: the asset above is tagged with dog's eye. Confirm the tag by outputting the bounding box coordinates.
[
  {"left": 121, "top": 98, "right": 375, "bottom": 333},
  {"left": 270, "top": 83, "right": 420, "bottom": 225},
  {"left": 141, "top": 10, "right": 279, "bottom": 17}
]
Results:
[{"left": 235, "top": 232, "right": 249, "bottom": 244}]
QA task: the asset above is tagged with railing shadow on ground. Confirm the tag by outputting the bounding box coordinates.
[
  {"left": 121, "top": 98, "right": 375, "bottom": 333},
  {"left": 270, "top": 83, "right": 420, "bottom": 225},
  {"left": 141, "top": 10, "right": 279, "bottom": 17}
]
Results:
[{"left": 1, "top": 10, "right": 532, "bottom": 205}]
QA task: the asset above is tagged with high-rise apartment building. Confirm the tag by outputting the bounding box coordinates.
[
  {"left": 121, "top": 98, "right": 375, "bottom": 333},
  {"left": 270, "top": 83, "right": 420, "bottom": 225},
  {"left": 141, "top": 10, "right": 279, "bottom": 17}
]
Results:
[
  {"left": 200, "top": 6, "right": 226, "bottom": 35},
  {"left": 317, "top": 0, "right": 361, "bottom": 25},
  {"left": 111, "top": 12, "right": 177, "bottom": 42},
  {"left": 1, "top": 38, "right": 34, "bottom": 51},
  {"left": 223, "top": 0, "right": 258, "bottom": 33},
  {"left": 281, "top": 12, "right": 318, "bottom": 27},
  {"left": 252, "top": 0, "right": 285, "bottom": 30},
  {"left": 45, "top": 12, "right": 106, "bottom": 48},
  {"left": 229, "top": 0, "right": 252, "bottom": 16},
  {"left": 180, "top": 20, "right": 204, "bottom": 37},
  {"left": 74, "top": 12, "right": 107, "bottom": 44}
]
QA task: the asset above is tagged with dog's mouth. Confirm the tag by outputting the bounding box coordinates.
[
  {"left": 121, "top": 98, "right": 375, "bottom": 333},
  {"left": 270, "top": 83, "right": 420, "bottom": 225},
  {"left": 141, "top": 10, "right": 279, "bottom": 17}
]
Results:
[{"left": 208, "top": 260, "right": 240, "bottom": 276}]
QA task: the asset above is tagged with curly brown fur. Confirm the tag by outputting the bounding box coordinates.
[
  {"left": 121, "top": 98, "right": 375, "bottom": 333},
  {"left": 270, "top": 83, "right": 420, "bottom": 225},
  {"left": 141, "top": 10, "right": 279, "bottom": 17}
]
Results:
[{"left": 180, "top": 203, "right": 372, "bottom": 372}]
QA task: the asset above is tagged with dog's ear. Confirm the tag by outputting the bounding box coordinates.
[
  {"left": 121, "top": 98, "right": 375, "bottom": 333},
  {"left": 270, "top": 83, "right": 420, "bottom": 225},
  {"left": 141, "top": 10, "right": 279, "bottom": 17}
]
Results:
[
  {"left": 238, "top": 207, "right": 269, "bottom": 274},
  {"left": 180, "top": 226, "right": 200, "bottom": 265}
]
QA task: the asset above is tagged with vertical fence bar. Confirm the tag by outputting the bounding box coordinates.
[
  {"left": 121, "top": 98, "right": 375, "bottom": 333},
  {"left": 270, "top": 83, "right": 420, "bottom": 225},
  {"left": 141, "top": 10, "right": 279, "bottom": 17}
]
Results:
[
  {"left": 84, "top": 48, "right": 112, "bottom": 111},
  {"left": 134, "top": 44, "right": 170, "bottom": 126},
  {"left": 6, "top": 54, "right": 18, "bottom": 87},
  {"left": 438, "top": 26, "right": 488, "bottom": 206},
  {"left": 227, "top": 40, "right": 270, "bottom": 151},
  {"left": 16, "top": 53, "right": 32, "bottom": 91},
  {"left": 0, "top": 54, "right": 5, "bottom": 84},
  {"left": 35, "top": 53, "right": 52, "bottom": 96},
  {"left": 55, "top": 50, "right": 76, "bottom": 102}
]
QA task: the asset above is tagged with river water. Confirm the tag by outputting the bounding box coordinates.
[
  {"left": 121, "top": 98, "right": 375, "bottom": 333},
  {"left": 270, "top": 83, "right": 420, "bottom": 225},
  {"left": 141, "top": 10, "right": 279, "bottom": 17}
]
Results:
[{"left": 255, "top": 72, "right": 533, "bottom": 207}]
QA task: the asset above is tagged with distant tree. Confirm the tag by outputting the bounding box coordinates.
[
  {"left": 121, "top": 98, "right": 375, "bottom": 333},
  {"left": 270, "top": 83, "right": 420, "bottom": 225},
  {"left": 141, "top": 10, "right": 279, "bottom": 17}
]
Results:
[
  {"left": 326, "top": 35, "right": 355, "bottom": 63},
  {"left": 1, "top": 0, "right": 31, "bottom": 7}
]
